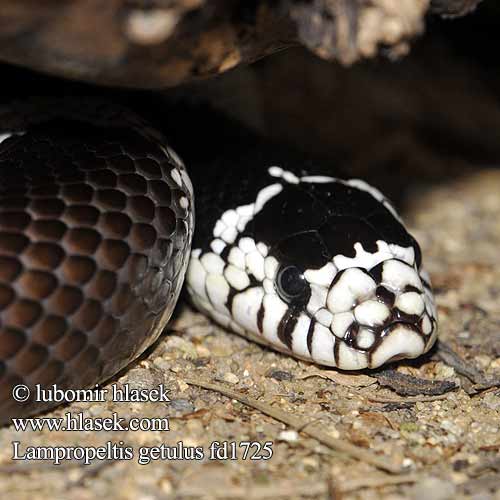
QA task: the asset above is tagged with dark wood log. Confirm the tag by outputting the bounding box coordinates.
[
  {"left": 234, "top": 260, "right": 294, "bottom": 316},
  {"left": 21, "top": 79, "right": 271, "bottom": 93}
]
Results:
[{"left": 0, "top": 0, "right": 484, "bottom": 89}]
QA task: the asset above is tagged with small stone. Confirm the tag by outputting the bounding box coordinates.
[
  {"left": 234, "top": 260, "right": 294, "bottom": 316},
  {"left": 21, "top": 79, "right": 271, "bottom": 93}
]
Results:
[
  {"left": 160, "top": 479, "right": 173, "bottom": 495},
  {"left": 482, "top": 392, "right": 500, "bottom": 411},
  {"left": 410, "top": 477, "right": 456, "bottom": 500},
  {"left": 278, "top": 430, "right": 299, "bottom": 442},
  {"left": 266, "top": 369, "right": 294, "bottom": 381},
  {"left": 170, "top": 398, "right": 195, "bottom": 413},
  {"left": 177, "top": 380, "right": 189, "bottom": 392},
  {"left": 223, "top": 372, "right": 239, "bottom": 384}
]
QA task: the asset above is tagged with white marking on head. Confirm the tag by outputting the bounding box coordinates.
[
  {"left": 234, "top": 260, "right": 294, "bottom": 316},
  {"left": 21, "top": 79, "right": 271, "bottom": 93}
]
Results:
[
  {"left": 381, "top": 260, "right": 422, "bottom": 292},
  {"left": 221, "top": 226, "right": 238, "bottom": 244},
  {"left": 300, "top": 175, "right": 335, "bottom": 183},
  {"left": 310, "top": 323, "right": 335, "bottom": 365},
  {"left": 263, "top": 278, "right": 275, "bottom": 294},
  {"left": 357, "top": 328, "right": 376, "bottom": 349},
  {"left": 224, "top": 265, "right": 251, "bottom": 291},
  {"left": 228, "top": 247, "right": 246, "bottom": 269},
  {"left": 264, "top": 256, "right": 279, "bottom": 279},
  {"left": 232, "top": 287, "right": 264, "bottom": 332},
  {"left": 186, "top": 256, "right": 208, "bottom": 301},
  {"left": 354, "top": 300, "right": 390, "bottom": 327},
  {"left": 344, "top": 178, "right": 401, "bottom": 222},
  {"left": 268, "top": 166, "right": 283, "bottom": 177},
  {"left": 327, "top": 268, "right": 376, "bottom": 314},
  {"left": 388, "top": 244, "right": 415, "bottom": 265},
  {"left": 214, "top": 220, "right": 225, "bottom": 238},
  {"left": 246, "top": 250, "right": 265, "bottom": 281},
  {"left": 421, "top": 314, "right": 432, "bottom": 335},
  {"left": 222, "top": 209, "right": 239, "bottom": 226},
  {"left": 331, "top": 311, "right": 354, "bottom": 339},
  {"left": 291, "top": 315, "right": 313, "bottom": 358},
  {"left": 370, "top": 325, "right": 425, "bottom": 368},
  {"left": 262, "top": 294, "right": 288, "bottom": 347},
  {"left": 206, "top": 274, "right": 231, "bottom": 314},
  {"left": 337, "top": 342, "right": 369, "bottom": 370},
  {"left": 315, "top": 308, "right": 333, "bottom": 328},
  {"left": 210, "top": 239, "right": 226, "bottom": 255},
  {"left": 395, "top": 292, "right": 425, "bottom": 316},
  {"left": 254, "top": 184, "right": 282, "bottom": 213},
  {"left": 333, "top": 241, "right": 414, "bottom": 271},
  {"left": 239, "top": 237, "right": 256, "bottom": 254},
  {"left": 236, "top": 204, "right": 254, "bottom": 216},
  {"left": 200, "top": 253, "right": 225, "bottom": 275},
  {"left": 306, "top": 283, "right": 328, "bottom": 315},
  {"left": 256, "top": 242, "right": 268, "bottom": 257},
  {"left": 304, "top": 262, "right": 337, "bottom": 287},
  {"left": 268, "top": 166, "right": 300, "bottom": 184}
]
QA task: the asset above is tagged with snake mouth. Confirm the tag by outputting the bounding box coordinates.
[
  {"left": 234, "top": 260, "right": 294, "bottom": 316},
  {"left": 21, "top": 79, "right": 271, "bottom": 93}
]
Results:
[
  {"left": 312, "top": 259, "right": 437, "bottom": 370},
  {"left": 308, "top": 258, "right": 438, "bottom": 370},
  {"left": 344, "top": 319, "right": 437, "bottom": 370}
]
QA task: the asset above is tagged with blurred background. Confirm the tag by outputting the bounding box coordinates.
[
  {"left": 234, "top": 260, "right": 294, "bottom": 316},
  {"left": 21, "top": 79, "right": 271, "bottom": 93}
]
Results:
[{"left": 2, "top": 0, "right": 500, "bottom": 207}]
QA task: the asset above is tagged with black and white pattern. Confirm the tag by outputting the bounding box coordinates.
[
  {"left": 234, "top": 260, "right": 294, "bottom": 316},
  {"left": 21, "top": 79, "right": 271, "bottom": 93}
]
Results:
[{"left": 186, "top": 166, "right": 438, "bottom": 370}]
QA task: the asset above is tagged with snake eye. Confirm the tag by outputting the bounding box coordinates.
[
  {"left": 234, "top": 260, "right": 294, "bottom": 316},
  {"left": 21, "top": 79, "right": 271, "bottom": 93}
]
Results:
[{"left": 275, "top": 265, "right": 310, "bottom": 304}]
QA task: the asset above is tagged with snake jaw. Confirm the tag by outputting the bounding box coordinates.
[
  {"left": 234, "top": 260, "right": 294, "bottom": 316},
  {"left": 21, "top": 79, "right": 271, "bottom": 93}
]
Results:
[{"left": 312, "top": 258, "right": 438, "bottom": 370}]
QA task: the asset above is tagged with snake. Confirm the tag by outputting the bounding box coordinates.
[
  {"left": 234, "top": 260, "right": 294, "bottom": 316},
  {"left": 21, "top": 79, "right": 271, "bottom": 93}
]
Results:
[{"left": 0, "top": 98, "right": 437, "bottom": 424}]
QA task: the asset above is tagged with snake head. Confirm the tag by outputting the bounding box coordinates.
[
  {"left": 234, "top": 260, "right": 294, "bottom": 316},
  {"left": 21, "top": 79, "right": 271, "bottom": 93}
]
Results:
[{"left": 187, "top": 166, "right": 438, "bottom": 370}]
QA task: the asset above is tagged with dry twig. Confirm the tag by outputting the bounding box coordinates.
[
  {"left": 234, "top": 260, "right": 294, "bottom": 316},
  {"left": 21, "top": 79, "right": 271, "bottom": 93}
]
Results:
[{"left": 183, "top": 377, "right": 405, "bottom": 474}]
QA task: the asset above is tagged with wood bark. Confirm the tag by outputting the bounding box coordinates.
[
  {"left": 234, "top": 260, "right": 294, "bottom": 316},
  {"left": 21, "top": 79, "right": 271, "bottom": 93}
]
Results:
[{"left": 0, "top": 0, "right": 484, "bottom": 89}]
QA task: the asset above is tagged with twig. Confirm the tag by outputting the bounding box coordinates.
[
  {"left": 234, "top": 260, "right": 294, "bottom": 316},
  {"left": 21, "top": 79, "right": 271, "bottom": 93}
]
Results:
[
  {"left": 340, "top": 473, "right": 421, "bottom": 492},
  {"left": 367, "top": 393, "right": 452, "bottom": 404},
  {"left": 373, "top": 368, "right": 457, "bottom": 396},
  {"left": 436, "top": 341, "right": 484, "bottom": 383},
  {"left": 183, "top": 378, "right": 405, "bottom": 474}
]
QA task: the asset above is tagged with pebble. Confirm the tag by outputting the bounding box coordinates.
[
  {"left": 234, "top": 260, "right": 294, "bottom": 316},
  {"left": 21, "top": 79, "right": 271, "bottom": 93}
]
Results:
[
  {"left": 169, "top": 398, "right": 195, "bottom": 413},
  {"left": 278, "top": 430, "right": 299, "bottom": 442},
  {"left": 266, "top": 369, "right": 294, "bottom": 381},
  {"left": 223, "top": 372, "right": 240, "bottom": 384},
  {"left": 410, "top": 477, "right": 456, "bottom": 500}
]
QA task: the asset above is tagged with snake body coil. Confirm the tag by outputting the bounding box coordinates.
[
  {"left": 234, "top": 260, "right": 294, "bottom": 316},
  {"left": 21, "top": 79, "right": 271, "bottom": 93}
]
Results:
[
  {"left": 0, "top": 101, "right": 437, "bottom": 423},
  {"left": 0, "top": 111, "right": 193, "bottom": 422}
]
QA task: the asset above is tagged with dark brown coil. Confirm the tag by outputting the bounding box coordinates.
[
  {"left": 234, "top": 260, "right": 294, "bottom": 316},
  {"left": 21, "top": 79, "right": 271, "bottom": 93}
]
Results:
[{"left": 0, "top": 116, "right": 193, "bottom": 423}]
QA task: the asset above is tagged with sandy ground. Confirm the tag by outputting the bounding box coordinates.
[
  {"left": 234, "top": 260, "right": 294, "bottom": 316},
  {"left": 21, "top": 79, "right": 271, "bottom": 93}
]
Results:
[{"left": 0, "top": 164, "right": 498, "bottom": 499}]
